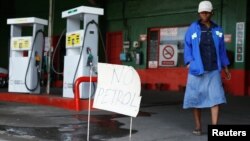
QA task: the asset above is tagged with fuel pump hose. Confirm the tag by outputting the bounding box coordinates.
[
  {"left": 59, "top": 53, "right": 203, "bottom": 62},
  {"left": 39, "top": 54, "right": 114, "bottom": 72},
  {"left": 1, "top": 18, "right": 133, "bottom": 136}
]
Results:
[{"left": 24, "top": 29, "right": 45, "bottom": 92}]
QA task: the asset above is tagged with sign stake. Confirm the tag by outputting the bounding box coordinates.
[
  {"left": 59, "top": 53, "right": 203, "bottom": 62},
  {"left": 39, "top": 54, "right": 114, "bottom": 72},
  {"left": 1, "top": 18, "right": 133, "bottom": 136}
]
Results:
[
  {"left": 87, "top": 65, "right": 93, "bottom": 141},
  {"left": 129, "top": 117, "right": 133, "bottom": 141}
]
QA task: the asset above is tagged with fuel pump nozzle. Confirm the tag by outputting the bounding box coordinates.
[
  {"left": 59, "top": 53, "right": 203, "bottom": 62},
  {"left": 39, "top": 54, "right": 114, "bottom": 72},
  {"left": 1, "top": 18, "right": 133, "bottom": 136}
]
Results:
[
  {"left": 35, "top": 51, "right": 41, "bottom": 68},
  {"left": 86, "top": 47, "right": 93, "bottom": 66}
]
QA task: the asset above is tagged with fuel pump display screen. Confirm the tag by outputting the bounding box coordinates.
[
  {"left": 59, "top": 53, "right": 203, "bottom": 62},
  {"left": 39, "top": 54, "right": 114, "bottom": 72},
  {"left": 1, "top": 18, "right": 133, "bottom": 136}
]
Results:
[
  {"left": 66, "top": 30, "right": 84, "bottom": 48},
  {"left": 11, "top": 37, "right": 33, "bottom": 50}
]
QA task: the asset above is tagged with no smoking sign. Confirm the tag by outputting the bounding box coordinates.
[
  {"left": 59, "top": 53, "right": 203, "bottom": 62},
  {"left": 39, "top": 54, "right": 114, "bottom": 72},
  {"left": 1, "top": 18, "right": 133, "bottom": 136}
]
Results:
[
  {"left": 163, "top": 45, "right": 174, "bottom": 59},
  {"left": 159, "top": 44, "right": 178, "bottom": 67}
]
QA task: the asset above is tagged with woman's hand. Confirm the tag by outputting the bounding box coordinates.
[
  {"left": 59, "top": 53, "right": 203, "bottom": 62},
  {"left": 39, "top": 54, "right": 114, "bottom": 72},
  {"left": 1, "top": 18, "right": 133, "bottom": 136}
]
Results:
[
  {"left": 186, "top": 61, "right": 191, "bottom": 68},
  {"left": 224, "top": 67, "right": 231, "bottom": 80}
]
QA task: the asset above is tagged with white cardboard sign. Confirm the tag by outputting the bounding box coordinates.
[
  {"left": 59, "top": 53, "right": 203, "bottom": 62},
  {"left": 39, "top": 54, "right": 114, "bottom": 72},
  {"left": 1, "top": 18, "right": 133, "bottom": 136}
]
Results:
[{"left": 93, "top": 63, "right": 142, "bottom": 117}]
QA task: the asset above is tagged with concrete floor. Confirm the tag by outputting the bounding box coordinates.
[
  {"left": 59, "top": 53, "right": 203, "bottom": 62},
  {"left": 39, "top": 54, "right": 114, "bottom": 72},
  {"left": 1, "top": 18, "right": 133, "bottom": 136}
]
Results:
[{"left": 0, "top": 89, "right": 250, "bottom": 141}]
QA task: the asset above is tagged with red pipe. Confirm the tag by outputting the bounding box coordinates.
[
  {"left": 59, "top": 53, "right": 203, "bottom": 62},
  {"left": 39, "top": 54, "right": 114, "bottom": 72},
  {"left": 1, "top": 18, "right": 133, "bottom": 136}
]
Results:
[{"left": 74, "top": 76, "right": 97, "bottom": 111}]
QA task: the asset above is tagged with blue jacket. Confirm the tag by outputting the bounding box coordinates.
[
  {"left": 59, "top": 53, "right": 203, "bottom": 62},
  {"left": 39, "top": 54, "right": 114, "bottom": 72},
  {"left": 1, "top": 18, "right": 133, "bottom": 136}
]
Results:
[{"left": 184, "top": 21, "right": 230, "bottom": 75}]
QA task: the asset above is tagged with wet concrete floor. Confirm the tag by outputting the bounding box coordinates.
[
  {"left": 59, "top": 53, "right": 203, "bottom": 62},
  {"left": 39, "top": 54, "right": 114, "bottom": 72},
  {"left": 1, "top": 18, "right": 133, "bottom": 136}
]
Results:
[
  {"left": 0, "top": 108, "right": 144, "bottom": 140},
  {"left": 0, "top": 89, "right": 250, "bottom": 141}
]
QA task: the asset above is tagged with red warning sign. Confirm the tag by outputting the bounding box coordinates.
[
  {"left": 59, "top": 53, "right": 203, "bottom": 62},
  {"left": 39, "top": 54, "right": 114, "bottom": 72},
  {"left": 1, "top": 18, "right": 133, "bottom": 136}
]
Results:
[
  {"left": 162, "top": 45, "right": 174, "bottom": 59},
  {"left": 159, "top": 44, "right": 178, "bottom": 67}
]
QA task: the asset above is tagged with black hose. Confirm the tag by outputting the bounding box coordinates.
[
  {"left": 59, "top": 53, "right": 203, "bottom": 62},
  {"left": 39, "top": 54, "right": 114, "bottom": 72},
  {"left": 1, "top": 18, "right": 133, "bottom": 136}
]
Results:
[
  {"left": 72, "top": 20, "right": 107, "bottom": 99},
  {"left": 24, "top": 29, "right": 45, "bottom": 92},
  {"left": 72, "top": 20, "right": 95, "bottom": 94},
  {"left": 93, "top": 21, "right": 108, "bottom": 63},
  {"left": 51, "top": 29, "right": 66, "bottom": 75}
]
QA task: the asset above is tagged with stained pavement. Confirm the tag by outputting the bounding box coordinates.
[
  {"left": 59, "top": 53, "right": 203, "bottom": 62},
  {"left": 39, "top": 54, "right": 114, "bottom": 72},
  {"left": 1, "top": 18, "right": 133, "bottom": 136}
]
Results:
[{"left": 0, "top": 89, "right": 250, "bottom": 141}]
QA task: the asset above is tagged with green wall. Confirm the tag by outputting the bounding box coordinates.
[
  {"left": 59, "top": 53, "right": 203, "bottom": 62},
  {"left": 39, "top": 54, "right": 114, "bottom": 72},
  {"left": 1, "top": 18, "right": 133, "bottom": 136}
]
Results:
[
  {"left": 246, "top": 0, "right": 250, "bottom": 70},
  {"left": 106, "top": 0, "right": 247, "bottom": 69},
  {"left": 0, "top": 0, "right": 248, "bottom": 70},
  {"left": 12, "top": 0, "right": 99, "bottom": 34},
  {"left": 222, "top": 0, "right": 247, "bottom": 69}
]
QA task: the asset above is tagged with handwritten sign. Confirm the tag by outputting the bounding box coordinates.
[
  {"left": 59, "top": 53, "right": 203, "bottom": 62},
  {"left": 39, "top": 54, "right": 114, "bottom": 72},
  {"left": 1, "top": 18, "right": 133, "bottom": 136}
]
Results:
[{"left": 93, "top": 63, "right": 142, "bottom": 117}]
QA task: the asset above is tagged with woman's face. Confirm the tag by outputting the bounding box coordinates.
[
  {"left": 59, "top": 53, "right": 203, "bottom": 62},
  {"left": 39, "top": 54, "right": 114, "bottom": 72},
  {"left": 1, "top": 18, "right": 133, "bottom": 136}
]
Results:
[{"left": 199, "top": 11, "right": 212, "bottom": 22}]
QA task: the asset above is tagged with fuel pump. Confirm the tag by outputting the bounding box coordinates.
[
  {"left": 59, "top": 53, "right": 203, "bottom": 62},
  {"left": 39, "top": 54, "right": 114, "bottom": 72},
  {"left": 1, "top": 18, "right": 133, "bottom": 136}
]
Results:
[
  {"left": 62, "top": 6, "right": 103, "bottom": 98},
  {"left": 7, "top": 17, "right": 48, "bottom": 94}
]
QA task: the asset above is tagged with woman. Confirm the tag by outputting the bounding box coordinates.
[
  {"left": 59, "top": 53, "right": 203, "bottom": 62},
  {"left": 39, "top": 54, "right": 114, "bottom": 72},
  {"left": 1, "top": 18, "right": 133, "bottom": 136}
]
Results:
[{"left": 183, "top": 0, "right": 231, "bottom": 135}]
